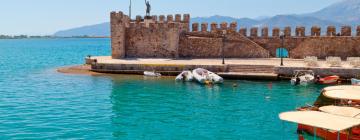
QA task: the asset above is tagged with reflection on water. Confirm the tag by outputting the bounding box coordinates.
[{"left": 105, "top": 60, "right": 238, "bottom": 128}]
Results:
[{"left": 109, "top": 75, "right": 324, "bottom": 139}]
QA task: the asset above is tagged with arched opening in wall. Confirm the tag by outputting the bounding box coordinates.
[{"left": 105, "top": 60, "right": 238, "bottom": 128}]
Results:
[{"left": 276, "top": 48, "right": 289, "bottom": 58}]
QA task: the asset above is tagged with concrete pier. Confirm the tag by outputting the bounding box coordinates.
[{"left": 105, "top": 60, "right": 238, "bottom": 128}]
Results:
[{"left": 86, "top": 56, "right": 360, "bottom": 80}]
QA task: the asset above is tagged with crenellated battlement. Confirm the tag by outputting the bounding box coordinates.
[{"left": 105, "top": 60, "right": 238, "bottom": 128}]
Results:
[
  {"left": 261, "top": 27, "right": 268, "bottom": 37},
  {"left": 201, "top": 23, "right": 208, "bottom": 32},
  {"left": 111, "top": 10, "right": 360, "bottom": 39},
  {"left": 190, "top": 22, "right": 239, "bottom": 34},
  {"left": 327, "top": 26, "right": 336, "bottom": 36},
  {"left": 272, "top": 27, "right": 280, "bottom": 37},
  {"left": 187, "top": 20, "right": 360, "bottom": 38},
  {"left": 311, "top": 26, "right": 321, "bottom": 36},
  {"left": 132, "top": 14, "right": 190, "bottom": 24},
  {"left": 125, "top": 14, "right": 191, "bottom": 33},
  {"left": 296, "top": 26, "right": 305, "bottom": 37},
  {"left": 111, "top": 11, "right": 360, "bottom": 59},
  {"left": 129, "top": 21, "right": 184, "bottom": 30},
  {"left": 192, "top": 23, "right": 199, "bottom": 32},
  {"left": 341, "top": 26, "right": 351, "bottom": 36},
  {"left": 239, "top": 27, "right": 247, "bottom": 36}
]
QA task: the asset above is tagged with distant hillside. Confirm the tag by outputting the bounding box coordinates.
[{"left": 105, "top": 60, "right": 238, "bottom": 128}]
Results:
[
  {"left": 305, "top": 0, "right": 360, "bottom": 25},
  {"left": 192, "top": 15, "right": 341, "bottom": 33},
  {"left": 54, "top": 22, "right": 109, "bottom": 37},
  {"left": 191, "top": 15, "right": 259, "bottom": 28},
  {"left": 256, "top": 15, "right": 340, "bottom": 28},
  {"left": 54, "top": 15, "right": 340, "bottom": 37},
  {"left": 53, "top": 0, "right": 359, "bottom": 37},
  {"left": 255, "top": 15, "right": 342, "bottom": 35}
]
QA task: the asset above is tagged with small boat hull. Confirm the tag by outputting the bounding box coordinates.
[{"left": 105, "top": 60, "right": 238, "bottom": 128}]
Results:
[
  {"left": 318, "top": 75, "right": 340, "bottom": 85},
  {"left": 192, "top": 68, "right": 210, "bottom": 84},
  {"left": 209, "top": 72, "right": 224, "bottom": 84},
  {"left": 192, "top": 68, "right": 223, "bottom": 84},
  {"left": 298, "top": 124, "right": 360, "bottom": 140},
  {"left": 291, "top": 79, "right": 311, "bottom": 86},
  {"left": 352, "top": 78, "right": 360, "bottom": 86},
  {"left": 144, "top": 71, "right": 161, "bottom": 77},
  {"left": 291, "top": 71, "right": 315, "bottom": 86},
  {"left": 291, "top": 75, "right": 314, "bottom": 86},
  {"left": 175, "top": 71, "right": 194, "bottom": 82}
]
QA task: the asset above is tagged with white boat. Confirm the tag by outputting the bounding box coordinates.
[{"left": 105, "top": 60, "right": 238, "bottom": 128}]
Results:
[
  {"left": 290, "top": 70, "right": 315, "bottom": 86},
  {"left": 192, "top": 68, "right": 223, "bottom": 84},
  {"left": 192, "top": 68, "right": 210, "bottom": 84},
  {"left": 208, "top": 71, "right": 224, "bottom": 84},
  {"left": 144, "top": 71, "right": 161, "bottom": 77},
  {"left": 351, "top": 78, "right": 360, "bottom": 85},
  {"left": 175, "top": 71, "right": 194, "bottom": 82}
]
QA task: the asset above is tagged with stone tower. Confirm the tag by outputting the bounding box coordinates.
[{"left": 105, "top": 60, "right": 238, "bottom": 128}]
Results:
[{"left": 111, "top": 11, "right": 129, "bottom": 59}]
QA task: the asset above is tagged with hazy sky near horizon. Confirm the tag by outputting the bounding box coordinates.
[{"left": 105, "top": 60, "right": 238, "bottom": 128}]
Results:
[{"left": 0, "top": 0, "right": 341, "bottom": 35}]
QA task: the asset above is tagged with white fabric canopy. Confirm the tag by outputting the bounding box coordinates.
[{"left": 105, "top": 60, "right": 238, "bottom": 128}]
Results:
[
  {"left": 279, "top": 111, "right": 360, "bottom": 131},
  {"left": 319, "top": 106, "right": 360, "bottom": 119},
  {"left": 323, "top": 85, "right": 360, "bottom": 92},
  {"left": 323, "top": 87, "right": 360, "bottom": 101}
]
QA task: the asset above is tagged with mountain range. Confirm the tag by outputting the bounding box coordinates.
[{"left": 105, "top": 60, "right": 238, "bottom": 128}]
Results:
[{"left": 54, "top": 0, "right": 360, "bottom": 37}]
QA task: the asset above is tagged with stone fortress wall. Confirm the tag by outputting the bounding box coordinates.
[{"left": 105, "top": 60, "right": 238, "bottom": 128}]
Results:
[{"left": 111, "top": 11, "right": 360, "bottom": 59}]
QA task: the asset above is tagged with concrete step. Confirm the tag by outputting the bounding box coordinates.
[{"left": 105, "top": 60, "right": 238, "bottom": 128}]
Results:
[
  {"left": 218, "top": 72, "right": 278, "bottom": 80},
  {"left": 228, "top": 65, "right": 275, "bottom": 69},
  {"left": 229, "top": 70, "right": 274, "bottom": 73},
  {"left": 229, "top": 68, "right": 274, "bottom": 70},
  {"left": 229, "top": 69, "right": 274, "bottom": 72},
  {"left": 229, "top": 67, "right": 274, "bottom": 70},
  {"left": 227, "top": 65, "right": 275, "bottom": 73}
]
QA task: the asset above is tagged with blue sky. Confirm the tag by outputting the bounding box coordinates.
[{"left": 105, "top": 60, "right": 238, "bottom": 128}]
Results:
[{"left": 0, "top": 0, "right": 341, "bottom": 35}]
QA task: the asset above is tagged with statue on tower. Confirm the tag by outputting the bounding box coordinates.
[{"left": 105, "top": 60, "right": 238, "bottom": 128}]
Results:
[{"left": 145, "top": 0, "right": 151, "bottom": 18}]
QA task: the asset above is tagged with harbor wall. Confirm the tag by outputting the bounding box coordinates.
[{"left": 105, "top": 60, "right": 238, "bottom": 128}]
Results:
[
  {"left": 275, "top": 66, "right": 360, "bottom": 79},
  {"left": 111, "top": 11, "right": 360, "bottom": 59},
  {"left": 178, "top": 32, "right": 270, "bottom": 58},
  {"left": 91, "top": 63, "right": 226, "bottom": 75},
  {"left": 252, "top": 37, "right": 360, "bottom": 59}
]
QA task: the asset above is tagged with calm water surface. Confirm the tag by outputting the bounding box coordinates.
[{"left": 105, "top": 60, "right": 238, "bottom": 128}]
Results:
[{"left": 0, "top": 38, "right": 326, "bottom": 139}]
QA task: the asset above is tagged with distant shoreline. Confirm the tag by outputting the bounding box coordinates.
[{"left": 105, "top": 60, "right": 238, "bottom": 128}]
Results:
[{"left": 0, "top": 35, "right": 110, "bottom": 39}]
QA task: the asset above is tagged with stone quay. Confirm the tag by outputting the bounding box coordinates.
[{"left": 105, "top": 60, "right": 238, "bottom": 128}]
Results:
[{"left": 80, "top": 11, "right": 360, "bottom": 80}]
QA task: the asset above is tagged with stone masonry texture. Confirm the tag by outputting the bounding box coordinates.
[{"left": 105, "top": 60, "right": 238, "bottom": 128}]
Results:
[{"left": 111, "top": 11, "right": 360, "bottom": 59}]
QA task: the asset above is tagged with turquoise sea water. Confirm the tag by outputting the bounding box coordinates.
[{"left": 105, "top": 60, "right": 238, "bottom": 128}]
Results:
[{"left": 0, "top": 38, "right": 326, "bottom": 139}]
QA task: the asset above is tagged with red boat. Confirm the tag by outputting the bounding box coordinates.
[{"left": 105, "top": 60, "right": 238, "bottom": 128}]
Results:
[
  {"left": 280, "top": 111, "right": 360, "bottom": 140},
  {"left": 280, "top": 86, "right": 360, "bottom": 140},
  {"left": 317, "top": 75, "right": 340, "bottom": 85},
  {"left": 298, "top": 124, "right": 360, "bottom": 140}
]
